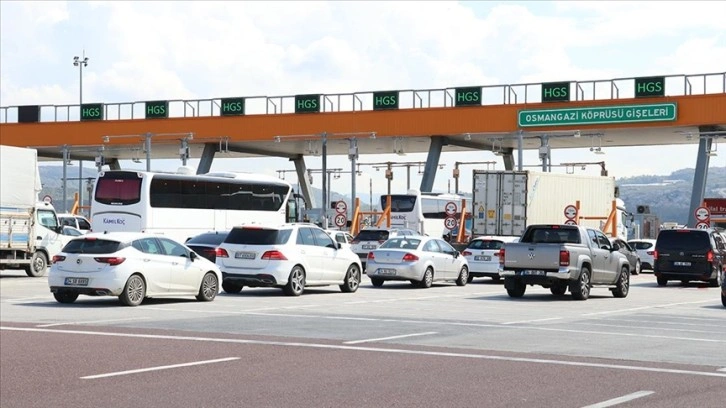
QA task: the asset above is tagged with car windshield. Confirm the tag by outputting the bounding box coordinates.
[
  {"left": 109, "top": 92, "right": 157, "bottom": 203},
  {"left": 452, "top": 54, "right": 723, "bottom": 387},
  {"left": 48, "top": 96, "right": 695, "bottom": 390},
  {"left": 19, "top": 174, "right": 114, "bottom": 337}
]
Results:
[
  {"left": 62, "top": 238, "right": 124, "bottom": 254},
  {"left": 187, "top": 232, "right": 229, "bottom": 246},
  {"left": 380, "top": 238, "right": 421, "bottom": 250},
  {"left": 225, "top": 228, "right": 292, "bottom": 245},
  {"left": 656, "top": 230, "right": 711, "bottom": 251},
  {"left": 354, "top": 230, "right": 390, "bottom": 242},
  {"left": 467, "top": 239, "right": 506, "bottom": 250}
]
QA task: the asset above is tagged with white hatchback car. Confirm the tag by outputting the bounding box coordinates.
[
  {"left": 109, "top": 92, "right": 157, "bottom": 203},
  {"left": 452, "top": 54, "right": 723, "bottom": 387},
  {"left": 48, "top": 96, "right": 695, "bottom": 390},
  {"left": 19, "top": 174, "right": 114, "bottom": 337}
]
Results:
[
  {"left": 462, "top": 235, "right": 519, "bottom": 282},
  {"left": 48, "top": 232, "right": 222, "bottom": 306},
  {"left": 216, "top": 223, "right": 363, "bottom": 296},
  {"left": 628, "top": 238, "right": 657, "bottom": 271}
]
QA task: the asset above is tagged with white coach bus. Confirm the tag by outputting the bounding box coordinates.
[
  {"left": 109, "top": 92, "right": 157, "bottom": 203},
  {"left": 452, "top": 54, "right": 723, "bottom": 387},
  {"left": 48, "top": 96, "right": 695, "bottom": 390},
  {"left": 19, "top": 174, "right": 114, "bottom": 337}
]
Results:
[
  {"left": 381, "top": 189, "right": 469, "bottom": 238},
  {"left": 90, "top": 168, "right": 297, "bottom": 243}
]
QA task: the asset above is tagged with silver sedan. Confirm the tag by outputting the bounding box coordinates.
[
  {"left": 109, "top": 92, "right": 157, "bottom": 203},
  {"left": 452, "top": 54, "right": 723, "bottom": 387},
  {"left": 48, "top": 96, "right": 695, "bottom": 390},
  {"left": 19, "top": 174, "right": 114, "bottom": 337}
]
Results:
[{"left": 366, "top": 236, "right": 469, "bottom": 288}]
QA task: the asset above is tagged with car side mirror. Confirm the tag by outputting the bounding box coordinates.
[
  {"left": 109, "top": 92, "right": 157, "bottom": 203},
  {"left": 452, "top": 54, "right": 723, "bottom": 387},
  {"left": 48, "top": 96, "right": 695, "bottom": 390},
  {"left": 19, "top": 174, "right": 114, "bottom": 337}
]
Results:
[{"left": 189, "top": 251, "right": 197, "bottom": 261}]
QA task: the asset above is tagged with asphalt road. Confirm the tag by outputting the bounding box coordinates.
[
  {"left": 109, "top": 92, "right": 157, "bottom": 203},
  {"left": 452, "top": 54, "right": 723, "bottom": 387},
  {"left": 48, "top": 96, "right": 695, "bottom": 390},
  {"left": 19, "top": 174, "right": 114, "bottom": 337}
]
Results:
[{"left": 1, "top": 269, "right": 724, "bottom": 408}]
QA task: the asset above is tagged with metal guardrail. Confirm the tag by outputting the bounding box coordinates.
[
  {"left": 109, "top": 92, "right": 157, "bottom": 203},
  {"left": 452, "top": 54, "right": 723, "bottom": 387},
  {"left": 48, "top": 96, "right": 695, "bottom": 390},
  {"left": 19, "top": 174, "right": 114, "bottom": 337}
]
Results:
[{"left": 0, "top": 72, "right": 724, "bottom": 124}]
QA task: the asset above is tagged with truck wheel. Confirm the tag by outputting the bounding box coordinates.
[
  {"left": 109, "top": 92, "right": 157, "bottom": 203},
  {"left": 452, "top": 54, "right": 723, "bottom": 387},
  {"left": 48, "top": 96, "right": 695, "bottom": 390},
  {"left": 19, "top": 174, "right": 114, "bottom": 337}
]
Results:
[
  {"left": 24, "top": 252, "right": 48, "bottom": 277},
  {"left": 570, "top": 267, "right": 591, "bottom": 300},
  {"left": 612, "top": 266, "right": 630, "bottom": 298},
  {"left": 505, "top": 277, "right": 526, "bottom": 298}
]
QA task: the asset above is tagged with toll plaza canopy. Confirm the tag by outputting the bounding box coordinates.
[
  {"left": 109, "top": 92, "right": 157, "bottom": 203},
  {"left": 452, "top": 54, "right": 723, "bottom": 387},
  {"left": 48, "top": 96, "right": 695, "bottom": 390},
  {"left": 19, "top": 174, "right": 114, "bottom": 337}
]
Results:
[{"left": 0, "top": 72, "right": 724, "bottom": 162}]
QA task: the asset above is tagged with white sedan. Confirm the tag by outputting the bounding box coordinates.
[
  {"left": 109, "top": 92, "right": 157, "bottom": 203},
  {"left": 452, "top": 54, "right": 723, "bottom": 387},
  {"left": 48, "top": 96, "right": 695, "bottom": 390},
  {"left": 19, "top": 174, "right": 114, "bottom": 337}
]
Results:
[
  {"left": 366, "top": 236, "right": 469, "bottom": 288},
  {"left": 48, "top": 232, "right": 222, "bottom": 306}
]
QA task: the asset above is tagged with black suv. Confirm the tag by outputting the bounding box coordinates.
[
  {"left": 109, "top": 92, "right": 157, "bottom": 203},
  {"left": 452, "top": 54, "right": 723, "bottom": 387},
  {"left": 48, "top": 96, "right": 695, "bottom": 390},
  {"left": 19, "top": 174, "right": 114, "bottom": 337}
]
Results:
[{"left": 653, "top": 228, "right": 726, "bottom": 287}]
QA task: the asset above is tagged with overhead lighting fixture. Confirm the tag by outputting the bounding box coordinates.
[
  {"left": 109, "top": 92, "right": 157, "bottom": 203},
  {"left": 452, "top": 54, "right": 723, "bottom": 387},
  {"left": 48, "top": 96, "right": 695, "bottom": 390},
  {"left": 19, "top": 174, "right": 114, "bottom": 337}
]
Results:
[{"left": 574, "top": 130, "right": 581, "bottom": 138}]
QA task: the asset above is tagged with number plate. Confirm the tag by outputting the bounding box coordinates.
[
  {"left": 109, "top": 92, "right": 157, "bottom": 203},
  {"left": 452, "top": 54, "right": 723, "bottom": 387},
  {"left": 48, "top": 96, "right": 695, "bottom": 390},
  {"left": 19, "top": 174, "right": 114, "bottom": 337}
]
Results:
[
  {"left": 362, "top": 245, "right": 377, "bottom": 250},
  {"left": 376, "top": 268, "right": 396, "bottom": 275},
  {"left": 64, "top": 277, "right": 88, "bottom": 286},
  {"left": 521, "top": 270, "right": 546, "bottom": 276},
  {"left": 474, "top": 255, "right": 491, "bottom": 261},
  {"left": 235, "top": 252, "right": 256, "bottom": 260},
  {"left": 674, "top": 261, "right": 691, "bottom": 266}
]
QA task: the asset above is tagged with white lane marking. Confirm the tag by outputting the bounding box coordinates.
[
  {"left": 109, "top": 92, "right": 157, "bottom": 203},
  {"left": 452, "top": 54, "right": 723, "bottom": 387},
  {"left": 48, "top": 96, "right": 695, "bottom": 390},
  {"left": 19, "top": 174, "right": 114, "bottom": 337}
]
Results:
[
  {"left": 502, "top": 317, "right": 563, "bottom": 325},
  {"left": 137, "top": 308, "right": 726, "bottom": 343},
  {"left": 345, "top": 331, "right": 438, "bottom": 345},
  {"left": 581, "top": 391, "right": 655, "bottom": 408},
  {"left": 718, "top": 367, "right": 726, "bottom": 372},
  {"left": 573, "top": 322, "right": 720, "bottom": 334},
  {"left": 581, "top": 300, "right": 713, "bottom": 316},
  {"left": 3, "top": 326, "right": 726, "bottom": 379},
  {"left": 36, "top": 317, "right": 150, "bottom": 328},
  {"left": 601, "top": 318, "right": 723, "bottom": 327},
  {"left": 80, "top": 357, "right": 239, "bottom": 380}
]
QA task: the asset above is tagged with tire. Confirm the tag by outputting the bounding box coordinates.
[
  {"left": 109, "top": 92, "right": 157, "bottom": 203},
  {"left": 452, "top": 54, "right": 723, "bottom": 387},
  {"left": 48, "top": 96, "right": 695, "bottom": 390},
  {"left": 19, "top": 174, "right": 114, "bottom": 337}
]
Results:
[
  {"left": 505, "top": 277, "right": 526, "bottom": 298},
  {"left": 53, "top": 292, "right": 78, "bottom": 304},
  {"left": 491, "top": 275, "right": 501, "bottom": 282},
  {"left": 417, "top": 267, "right": 433, "bottom": 288},
  {"left": 550, "top": 284, "right": 567, "bottom": 296},
  {"left": 119, "top": 274, "right": 146, "bottom": 306},
  {"left": 466, "top": 274, "right": 474, "bottom": 283},
  {"left": 222, "top": 281, "right": 243, "bottom": 294},
  {"left": 612, "top": 266, "right": 630, "bottom": 298},
  {"left": 455, "top": 266, "right": 469, "bottom": 286},
  {"left": 339, "top": 264, "right": 361, "bottom": 293},
  {"left": 24, "top": 252, "right": 48, "bottom": 277},
  {"left": 709, "top": 265, "right": 721, "bottom": 287},
  {"left": 656, "top": 276, "right": 668, "bottom": 287},
  {"left": 283, "top": 266, "right": 305, "bottom": 296},
  {"left": 722, "top": 293, "right": 726, "bottom": 308},
  {"left": 632, "top": 260, "right": 641, "bottom": 275},
  {"left": 570, "top": 267, "right": 591, "bottom": 300},
  {"left": 196, "top": 272, "right": 218, "bottom": 301},
  {"left": 370, "top": 277, "right": 384, "bottom": 287}
]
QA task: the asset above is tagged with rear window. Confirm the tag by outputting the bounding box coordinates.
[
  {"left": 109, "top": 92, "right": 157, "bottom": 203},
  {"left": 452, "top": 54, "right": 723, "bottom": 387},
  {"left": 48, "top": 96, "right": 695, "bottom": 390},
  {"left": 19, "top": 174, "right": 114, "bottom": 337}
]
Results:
[
  {"left": 380, "top": 238, "right": 422, "bottom": 250},
  {"left": 656, "top": 230, "right": 711, "bottom": 251},
  {"left": 468, "top": 240, "right": 505, "bottom": 250},
  {"left": 354, "top": 230, "right": 390, "bottom": 242},
  {"left": 225, "top": 228, "right": 292, "bottom": 245},
  {"left": 522, "top": 226, "right": 581, "bottom": 244},
  {"left": 629, "top": 241, "right": 654, "bottom": 250},
  {"left": 186, "top": 232, "right": 229, "bottom": 246},
  {"left": 95, "top": 172, "right": 142, "bottom": 205},
  {"left": 62, "top": 239, "right": 124, "bottom": 254}
]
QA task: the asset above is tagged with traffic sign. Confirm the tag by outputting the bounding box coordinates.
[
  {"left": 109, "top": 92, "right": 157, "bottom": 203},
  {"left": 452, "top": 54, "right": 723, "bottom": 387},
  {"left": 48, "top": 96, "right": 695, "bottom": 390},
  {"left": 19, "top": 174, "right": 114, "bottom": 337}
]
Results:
[
  {"left": 564, "top": 219, "right": 577, "bottom": 226},
  {"left": 334, "top": 214, "right": 347, "bottom": 227},
  {"left": 564, "top": 204, "right": 578, "bottom": 220},
  {"left": 695, "top": 221, "right": 710, "bottom": 229},
  {"left": 335, "top": 200, "right": 347, "bottom": 214},
  {"left": 42, "top": 195, "right": 52, "bottom": 204},
  {"left": 694, "top": 206, "right": 710, "bottom": 222},
  {"left": 444, "top": 216, "right": 457, "bottom": 230},
  {"left": 444, "top": 201, "right": 457, "bottom": 216}
]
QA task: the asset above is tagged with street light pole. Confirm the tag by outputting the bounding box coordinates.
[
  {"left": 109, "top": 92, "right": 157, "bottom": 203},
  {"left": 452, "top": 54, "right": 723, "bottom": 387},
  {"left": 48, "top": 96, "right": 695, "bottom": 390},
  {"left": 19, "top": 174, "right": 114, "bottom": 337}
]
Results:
[{"left": 71, "top": 51, "right": 89, "bottom": 214}]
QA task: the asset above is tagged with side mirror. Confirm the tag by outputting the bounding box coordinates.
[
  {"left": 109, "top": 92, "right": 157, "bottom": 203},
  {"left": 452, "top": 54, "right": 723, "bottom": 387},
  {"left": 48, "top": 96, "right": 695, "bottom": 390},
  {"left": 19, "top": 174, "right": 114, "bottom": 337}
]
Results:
[{"left": 189, "top": 251, "right": 197, "bottom": 261}]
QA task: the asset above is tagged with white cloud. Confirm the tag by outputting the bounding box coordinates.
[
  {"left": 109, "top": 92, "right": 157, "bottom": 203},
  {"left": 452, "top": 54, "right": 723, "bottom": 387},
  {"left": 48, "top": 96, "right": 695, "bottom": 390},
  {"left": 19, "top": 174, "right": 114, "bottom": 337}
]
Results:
[{"left": 2, "top": 0, "right": 725, "bottom": 197}]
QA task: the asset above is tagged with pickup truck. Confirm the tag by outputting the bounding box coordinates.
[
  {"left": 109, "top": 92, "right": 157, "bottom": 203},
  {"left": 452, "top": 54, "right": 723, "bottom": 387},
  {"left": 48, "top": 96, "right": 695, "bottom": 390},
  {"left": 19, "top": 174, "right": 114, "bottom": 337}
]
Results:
[{"left": 498, "top": 224, "right": 630, "bottom": 300}]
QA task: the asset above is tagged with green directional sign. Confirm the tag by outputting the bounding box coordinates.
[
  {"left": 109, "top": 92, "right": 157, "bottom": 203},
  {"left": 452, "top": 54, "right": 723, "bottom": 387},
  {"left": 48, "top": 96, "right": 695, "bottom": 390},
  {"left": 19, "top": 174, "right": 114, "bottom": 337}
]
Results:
[
  {"left": 454, "top": 87, "right": 481, "bottom": 106},
  {"left": 295, "top": 94, "right": 320, "bottom": 113},
  {"left": 373, "top": 91, "right": 398, "bottom": 110},
  {"left": 220, "top": 97, "right": 245, "bottom": 116},
  {"left": 541, "top": 82, "right": 570, "bottom": 103},
  {"left": 518, "top": 103, "right": 677, "bottom": 127},
  {"left": 81, "top": 103, "right": 104, "bottom": 121},
  {"left": 635, "top": 76, "right": 665, "bottom": 98},
  {"left": 145, "top": 100, "right": 168, "bottom": 119}
]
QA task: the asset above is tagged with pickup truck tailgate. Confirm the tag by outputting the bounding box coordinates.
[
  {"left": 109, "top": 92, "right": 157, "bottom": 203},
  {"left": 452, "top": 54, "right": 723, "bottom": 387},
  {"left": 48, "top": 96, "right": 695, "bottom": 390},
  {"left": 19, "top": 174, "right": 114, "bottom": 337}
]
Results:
[{"left": 504, "top": 243, "right": 562, "bottom": 270}]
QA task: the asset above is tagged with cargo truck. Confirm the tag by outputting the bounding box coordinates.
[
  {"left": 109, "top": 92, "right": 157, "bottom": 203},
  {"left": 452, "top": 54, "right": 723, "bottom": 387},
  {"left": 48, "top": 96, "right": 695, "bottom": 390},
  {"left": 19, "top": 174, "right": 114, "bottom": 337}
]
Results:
[
  {"left": 471, "top": 170, "right": 632, "bottom": 240},
  {"left": 0, "top": 145, "right": 64, "bottom": 276}
]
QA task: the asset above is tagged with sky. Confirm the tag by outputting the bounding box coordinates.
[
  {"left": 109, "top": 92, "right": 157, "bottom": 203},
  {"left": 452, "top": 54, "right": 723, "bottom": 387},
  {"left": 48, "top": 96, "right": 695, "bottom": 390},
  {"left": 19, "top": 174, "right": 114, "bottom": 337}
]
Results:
[{"left": 1, "top": 0, "right": 725, "bottom": 200}]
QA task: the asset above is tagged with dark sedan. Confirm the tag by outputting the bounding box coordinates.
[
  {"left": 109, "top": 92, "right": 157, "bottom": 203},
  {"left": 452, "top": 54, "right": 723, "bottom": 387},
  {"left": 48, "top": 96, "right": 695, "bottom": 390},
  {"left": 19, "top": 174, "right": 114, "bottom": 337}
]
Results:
[{"left": 185, "top": 230, "right": 230, "bottom": 263}]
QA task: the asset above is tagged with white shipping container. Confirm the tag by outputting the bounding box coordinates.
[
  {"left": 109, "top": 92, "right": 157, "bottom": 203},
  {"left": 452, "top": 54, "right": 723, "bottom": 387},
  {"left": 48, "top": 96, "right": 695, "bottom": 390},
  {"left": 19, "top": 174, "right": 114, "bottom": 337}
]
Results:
[{"left": 472, "top": 170, "right": 616, "bottom": 237}]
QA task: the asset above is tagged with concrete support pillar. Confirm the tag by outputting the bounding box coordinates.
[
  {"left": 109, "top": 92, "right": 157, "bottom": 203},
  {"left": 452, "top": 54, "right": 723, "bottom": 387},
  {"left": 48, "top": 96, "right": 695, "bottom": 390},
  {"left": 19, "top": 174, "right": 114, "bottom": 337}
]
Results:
[
  {"left": 197, "top": 143, "right": 216, "bottom": 174},
  {"left": 419, "top": 136, "right": 445, "bottom": 192},
  {"left": 687, "top": 127, "right": 714, "bottom": 227},
  {"left": 292, "top": 155, "right": 315, "bottom": 209}
]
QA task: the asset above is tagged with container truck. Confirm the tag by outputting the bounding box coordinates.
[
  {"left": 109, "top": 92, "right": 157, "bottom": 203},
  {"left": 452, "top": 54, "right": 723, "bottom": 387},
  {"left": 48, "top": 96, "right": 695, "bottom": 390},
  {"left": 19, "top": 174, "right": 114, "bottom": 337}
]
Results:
[
  {"left": 0, "top": 145, "right": 64, "bottom": 276},
  {"left": 471, "top": 170, "right": 631, "bottom": 240}
]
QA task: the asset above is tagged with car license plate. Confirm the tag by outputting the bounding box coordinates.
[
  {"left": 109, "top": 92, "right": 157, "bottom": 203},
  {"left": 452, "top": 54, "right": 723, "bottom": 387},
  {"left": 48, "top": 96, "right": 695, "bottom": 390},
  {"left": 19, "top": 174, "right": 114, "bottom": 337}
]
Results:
[
  {"left": 64, "top": 277, "right": 88, "bottom": 286},
  {"left": 235, "top": 252, "right": 256, "bottom": 260},
  {"left": 362, "top": 245, "right": 376, "bottom": 250},
  {"left": 521, "top": 270, "right": 545, "bottom": 276},
  {"left": 376, "top": 268, "right": 396, "bottom": 275},
  {"left": 474, "top": 255, "right": 491, "bottom": 261},
  {"left": 674, "top": 261, "right": 691, "bottom": 266}
]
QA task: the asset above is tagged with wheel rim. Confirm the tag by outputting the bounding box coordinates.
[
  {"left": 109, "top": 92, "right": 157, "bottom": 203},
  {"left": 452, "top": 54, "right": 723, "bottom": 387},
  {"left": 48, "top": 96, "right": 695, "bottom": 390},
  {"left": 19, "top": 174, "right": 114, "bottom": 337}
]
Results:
[
  {"left": 347, "top": 266, "right": 360, "bottom": 291},
  {"left": 621, "top": 268, "right": 630, "bottom": 294},
  {"left": 580, "top": 271, "right": 590, "bottom": 296},
  {"left": 128, "top": 276, "right": 144, "bottom": 303},
  {"left": 34, "top": 256, "right": 45, "bottom": 272},
  {"left": 460, "top": 267, "right": 468, "bottom": 282},
  {"left": 291, "top": 268, "right": 304, "bottom": 293},
  {"left": 202, "top": 274, "right": 217, "bottom": 298},
  {"left": 425, "top": 269, "right": 433, "bottom": 286}
]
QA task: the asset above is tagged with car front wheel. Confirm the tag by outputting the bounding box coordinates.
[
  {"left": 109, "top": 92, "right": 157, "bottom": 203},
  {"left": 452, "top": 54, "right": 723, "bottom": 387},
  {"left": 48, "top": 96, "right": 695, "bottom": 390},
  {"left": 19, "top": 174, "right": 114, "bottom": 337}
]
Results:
[
  {"left": 196, "top": 272, "right": 218, "bottom": 301},
  {"left": 612, "top": 266, "right": 630, "bottom": 298},
  {"left": 340, "top": 264, "right": 361, "bottom": 293}
]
